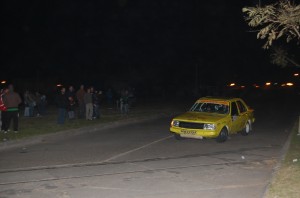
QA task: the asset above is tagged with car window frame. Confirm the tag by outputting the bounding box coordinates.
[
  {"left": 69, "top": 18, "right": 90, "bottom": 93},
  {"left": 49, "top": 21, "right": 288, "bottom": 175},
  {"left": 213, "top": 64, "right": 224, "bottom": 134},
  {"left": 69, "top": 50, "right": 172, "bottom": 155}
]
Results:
[
  {"left": 231, "top": 102, "right": 239, "bottom": 116},
  {"left": 236, "top": 100, "right": 247, "bottom": 113},
  {"left": 190, "top": 102, "right": 229, "bottom": 114}
]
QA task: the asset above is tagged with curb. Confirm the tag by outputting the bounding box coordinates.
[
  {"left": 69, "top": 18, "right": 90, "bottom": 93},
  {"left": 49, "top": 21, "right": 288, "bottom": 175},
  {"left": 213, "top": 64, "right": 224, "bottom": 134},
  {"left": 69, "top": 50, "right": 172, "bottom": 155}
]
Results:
[{"left": 0, "top": 113, "right": 173, "bottom": 152}]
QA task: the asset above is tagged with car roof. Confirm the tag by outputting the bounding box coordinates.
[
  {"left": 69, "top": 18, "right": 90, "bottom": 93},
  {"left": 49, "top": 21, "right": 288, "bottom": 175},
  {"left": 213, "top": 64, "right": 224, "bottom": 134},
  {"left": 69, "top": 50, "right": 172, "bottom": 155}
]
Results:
[{"left": 197, "top": 96, "right": 241, "bottom": 103}]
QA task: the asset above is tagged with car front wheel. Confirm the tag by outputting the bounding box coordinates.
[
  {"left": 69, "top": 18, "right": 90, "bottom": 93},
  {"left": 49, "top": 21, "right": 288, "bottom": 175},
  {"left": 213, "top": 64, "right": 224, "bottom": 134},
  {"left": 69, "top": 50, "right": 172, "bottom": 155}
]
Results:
[
  {"left": 174, "top": 133, "right": 183, "bottom": 140},
  {"left": 216, "top": 128, "right": 228, "bottom": 143}
]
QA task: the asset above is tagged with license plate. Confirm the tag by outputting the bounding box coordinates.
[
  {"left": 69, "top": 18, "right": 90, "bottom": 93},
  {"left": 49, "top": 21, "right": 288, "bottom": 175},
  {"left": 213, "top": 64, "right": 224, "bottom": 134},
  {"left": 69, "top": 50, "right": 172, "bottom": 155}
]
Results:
[{"left": 181, "top": 129, "right": 196, "bottom": 135}]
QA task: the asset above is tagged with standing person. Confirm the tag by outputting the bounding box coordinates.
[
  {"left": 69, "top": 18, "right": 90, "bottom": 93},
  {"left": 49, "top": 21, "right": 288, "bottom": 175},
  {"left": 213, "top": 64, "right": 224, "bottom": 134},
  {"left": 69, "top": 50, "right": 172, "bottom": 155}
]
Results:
[
  {"left": 66, "top": 86, "right": 76, "bottom": 119},
  {"left": 24, "top": 91, "right": 35, "bottom": 117},
  {"left": 67, "top": 96, "right": 76, "bottom": 120},
  {"left": 106, "top": 88, "right": 113, "bottom": 108},
  {"left": 23, "top": 91, "right": 30, "bottom": 117},
  {"left": 66, "top": 86, "right": 76, "bottom": 101},
  {"left": 92, "top": 89, "right": 101, "bottom": 119},
  {"left": 39, "top": 93, "right": 47, "bottom": 115},
  {"left": 0, "top": 88, "right": 8, "bottom": 132},
  {"left": 120, "top": 90, "right": 130, "bottom": 115},
  {"left": 55, "top": 87, "right": 68, "bottom": 125},
  {"left": 35, "top": 91, "right": 42, "bottom": 117},
  {"left": 2, "top": 84, "right": 22, "bottom": 133},
  {"left": 90, "top": 87, "right": 95, "bottom": 119},
  {"left": 84, "top": 88, "right": 93, "bottom": 120},
  {"left": 76, "top": 85, "right": 85, "bottom": 118}
]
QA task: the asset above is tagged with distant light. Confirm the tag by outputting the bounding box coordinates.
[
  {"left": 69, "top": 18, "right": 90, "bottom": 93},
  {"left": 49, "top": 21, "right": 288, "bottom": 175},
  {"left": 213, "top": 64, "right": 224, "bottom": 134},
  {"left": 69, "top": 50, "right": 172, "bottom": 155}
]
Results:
[
  {"left": 281, "top": 84, "right": 286, "bottom": 87},
  {"left": 286, "top": 82, "right": 294, "bottom": 86},
  {"left": 253, "top": 84, "right": 260, "bottom": 88},
  {"left": 229, "top": 83, "right": 235, "bottom": 87},
  {"left": 241, "top": 86, "right": 245, "bottom": 88},
  {"left": 274, "top": 83, "right": 278, "bottom": 85},
  {"left": 294, "top": 73, "right": 299, "bottom": 77},
  {"left": 265, "top": 82, "right": 271, "bottom": 86},
  {"left": 1, "top": 81, "right": 6, "bottom": 84},
  {"left": 56, "top": 84, "right": 63, "bottom": 87}
]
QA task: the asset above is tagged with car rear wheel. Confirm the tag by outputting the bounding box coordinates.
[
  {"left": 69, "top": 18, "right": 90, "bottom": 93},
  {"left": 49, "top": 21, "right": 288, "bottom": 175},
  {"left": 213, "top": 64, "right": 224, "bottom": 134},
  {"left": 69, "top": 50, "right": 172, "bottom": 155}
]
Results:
[
  {"left": 174, "top": 133, "right": 183, "bottom": 140},
  {"left": 216, "top": 128, "right": 228, "bottom": 143},
  {"left": 241, "top": 121, "right": 251, "bottom": 136}
]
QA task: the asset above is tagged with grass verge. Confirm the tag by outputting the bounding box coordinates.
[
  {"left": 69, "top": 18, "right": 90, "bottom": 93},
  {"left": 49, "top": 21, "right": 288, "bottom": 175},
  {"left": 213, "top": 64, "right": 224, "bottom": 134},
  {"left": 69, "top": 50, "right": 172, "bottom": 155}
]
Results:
[{"left": 265, "top": 120, "right": 300, "bottom": 198}]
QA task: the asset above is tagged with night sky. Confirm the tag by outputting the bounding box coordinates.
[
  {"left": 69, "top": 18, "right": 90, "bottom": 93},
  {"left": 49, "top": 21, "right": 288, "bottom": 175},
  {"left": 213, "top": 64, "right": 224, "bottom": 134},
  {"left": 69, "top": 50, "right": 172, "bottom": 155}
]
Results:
[{"left": 1, "top": 0, "right": 298, "bottom": 93}]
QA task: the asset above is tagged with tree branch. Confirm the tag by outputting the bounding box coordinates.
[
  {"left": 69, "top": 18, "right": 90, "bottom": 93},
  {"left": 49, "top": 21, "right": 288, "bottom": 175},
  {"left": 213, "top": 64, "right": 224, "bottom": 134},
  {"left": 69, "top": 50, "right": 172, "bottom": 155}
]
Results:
[{"left": 285, "top": 56, "right": 300, "bottom": 67}]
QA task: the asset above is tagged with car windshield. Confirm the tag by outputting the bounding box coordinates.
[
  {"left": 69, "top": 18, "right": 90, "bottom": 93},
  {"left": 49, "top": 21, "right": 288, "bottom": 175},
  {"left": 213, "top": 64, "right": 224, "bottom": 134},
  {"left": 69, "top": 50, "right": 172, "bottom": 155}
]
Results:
[{"left": 190, "top": 102, "right": 229, "bottom": 114}]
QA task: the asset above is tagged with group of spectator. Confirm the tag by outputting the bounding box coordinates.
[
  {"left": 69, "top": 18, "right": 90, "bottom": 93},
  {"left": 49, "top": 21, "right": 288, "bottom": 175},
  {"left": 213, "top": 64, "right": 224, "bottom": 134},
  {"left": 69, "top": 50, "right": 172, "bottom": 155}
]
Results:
[
  {"left": 0, "top": 84, "right": 134, "bottom": 139},
  {"left": 55, "top": 85, "right": 102, "bottom": 124},
  {"left": 24, "top": 90, "right": 47, "bottom": 117},
  {"left": 0, "top": 84, "right": 49, "bottom": 139}
]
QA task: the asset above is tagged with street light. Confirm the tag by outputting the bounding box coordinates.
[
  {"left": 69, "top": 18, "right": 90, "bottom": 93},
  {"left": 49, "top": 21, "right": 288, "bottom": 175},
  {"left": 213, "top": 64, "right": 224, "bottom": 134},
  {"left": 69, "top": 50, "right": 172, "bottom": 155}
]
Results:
[{"left": 1, "top": 81, "right": 6, "bottom": 84}]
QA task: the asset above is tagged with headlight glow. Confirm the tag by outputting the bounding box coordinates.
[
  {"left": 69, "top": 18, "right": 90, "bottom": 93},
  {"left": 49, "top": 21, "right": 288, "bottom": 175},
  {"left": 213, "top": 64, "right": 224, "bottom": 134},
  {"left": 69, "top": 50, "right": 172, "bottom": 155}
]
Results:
[
  {"left": 172, "top": 120, "right": 180, "bottom": 127},
  {"left": 203, "top": 123, "right": 216, "bottom": 130}
]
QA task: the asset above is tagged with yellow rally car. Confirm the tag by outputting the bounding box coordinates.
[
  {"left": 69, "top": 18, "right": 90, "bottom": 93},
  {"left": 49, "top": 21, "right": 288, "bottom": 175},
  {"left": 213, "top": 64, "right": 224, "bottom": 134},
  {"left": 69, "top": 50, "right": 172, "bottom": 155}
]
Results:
[{"left": 170, "top": 97, "right": 255, "bottom": 143}]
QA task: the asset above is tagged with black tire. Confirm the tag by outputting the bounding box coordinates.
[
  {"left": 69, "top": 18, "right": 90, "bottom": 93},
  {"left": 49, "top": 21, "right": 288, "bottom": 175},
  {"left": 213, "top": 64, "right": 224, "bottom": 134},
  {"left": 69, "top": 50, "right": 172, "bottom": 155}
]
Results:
[
  {"left": 216, "top": 128, "right": 228, "bottom": 143},
  {"left": 241, "top": 121, "right": 251, "bottom": 136},
  {"left": 174, "top": 133, "right": 183, "bottom": 140}
]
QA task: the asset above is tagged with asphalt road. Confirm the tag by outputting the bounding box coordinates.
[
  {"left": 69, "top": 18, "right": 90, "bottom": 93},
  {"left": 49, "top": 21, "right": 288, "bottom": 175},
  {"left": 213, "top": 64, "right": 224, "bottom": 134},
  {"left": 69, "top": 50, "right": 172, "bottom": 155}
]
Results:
[{"left": 0, "top": 100, "right": 297, "bottom": 198}]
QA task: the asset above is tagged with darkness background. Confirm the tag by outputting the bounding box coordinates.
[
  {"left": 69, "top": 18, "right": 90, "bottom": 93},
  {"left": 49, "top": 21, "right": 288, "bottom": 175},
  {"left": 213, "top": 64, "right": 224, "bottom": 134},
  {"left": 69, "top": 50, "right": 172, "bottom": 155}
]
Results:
[{"left": 1, "top": 0, "right": 299, "bottom": 98}]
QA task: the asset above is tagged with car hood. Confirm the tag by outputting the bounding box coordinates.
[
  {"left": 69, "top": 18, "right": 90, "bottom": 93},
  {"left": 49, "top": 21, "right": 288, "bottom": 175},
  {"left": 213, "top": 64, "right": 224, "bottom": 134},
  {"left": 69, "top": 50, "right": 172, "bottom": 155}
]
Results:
[{"left": 174, "top": 111, "right": 227, "bottom": 123}]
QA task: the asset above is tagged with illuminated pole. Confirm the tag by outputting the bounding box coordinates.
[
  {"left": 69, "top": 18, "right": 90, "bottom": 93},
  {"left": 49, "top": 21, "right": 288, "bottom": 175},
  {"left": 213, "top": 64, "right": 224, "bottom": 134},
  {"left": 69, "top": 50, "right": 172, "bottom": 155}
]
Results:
[
  {"left": 298, "top": 116, "right": 300, "bottom": 135},
  {"left": 195, "top": 64, "right": 199, "bottom": 95},
  {"left": 293, "top": 73, "right": 300, "bottom": 135}
]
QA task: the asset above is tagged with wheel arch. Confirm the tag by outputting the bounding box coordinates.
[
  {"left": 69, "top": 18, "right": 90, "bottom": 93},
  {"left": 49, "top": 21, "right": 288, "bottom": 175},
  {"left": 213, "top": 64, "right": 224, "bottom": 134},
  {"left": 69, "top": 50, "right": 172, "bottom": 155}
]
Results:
[
  {"left": 221, "top": 125, "right": 230, "bottom": 134},
  {"left": 246, "top": 119, "right": 252, "bottom": 131}
]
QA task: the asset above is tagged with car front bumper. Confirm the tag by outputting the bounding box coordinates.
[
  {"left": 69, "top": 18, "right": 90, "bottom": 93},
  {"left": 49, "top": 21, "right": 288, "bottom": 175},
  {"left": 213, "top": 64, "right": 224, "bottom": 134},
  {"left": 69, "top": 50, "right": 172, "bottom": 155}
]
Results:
[{"left": 170, "top": 127, "right": 219, "bottom": 139}]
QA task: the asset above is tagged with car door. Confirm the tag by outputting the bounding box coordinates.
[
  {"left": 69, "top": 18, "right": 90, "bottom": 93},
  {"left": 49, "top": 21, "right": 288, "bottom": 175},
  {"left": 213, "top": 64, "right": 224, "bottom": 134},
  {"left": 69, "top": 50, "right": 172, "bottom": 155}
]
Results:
[
  {"left": 230, "top": 101, "right": 246, "bottom": 133},
  {"left": 236, "top": 100, "right": 248, "bottom": 130}
]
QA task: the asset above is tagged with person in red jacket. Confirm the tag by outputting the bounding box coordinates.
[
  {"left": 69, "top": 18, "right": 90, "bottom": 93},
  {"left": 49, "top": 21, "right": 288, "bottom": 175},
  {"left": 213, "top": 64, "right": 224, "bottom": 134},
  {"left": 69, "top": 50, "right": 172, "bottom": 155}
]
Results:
[
  {"left": 0, "top": 88, "right": 8, "bottom": 132},
  {"left": 2, "top": 85, "right": 22, "bottom": 133}
]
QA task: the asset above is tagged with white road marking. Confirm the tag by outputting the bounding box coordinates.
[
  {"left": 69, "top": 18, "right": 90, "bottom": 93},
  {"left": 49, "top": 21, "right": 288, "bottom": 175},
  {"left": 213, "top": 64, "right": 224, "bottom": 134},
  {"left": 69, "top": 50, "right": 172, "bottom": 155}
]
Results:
[{"left": 102, "top": 135, "right": 173, "bottom": 163}]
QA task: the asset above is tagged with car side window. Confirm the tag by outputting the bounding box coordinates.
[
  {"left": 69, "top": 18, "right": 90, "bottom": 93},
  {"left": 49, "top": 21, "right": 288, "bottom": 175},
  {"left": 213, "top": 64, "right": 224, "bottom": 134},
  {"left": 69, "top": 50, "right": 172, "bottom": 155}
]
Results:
[
  {"left": 237, "top": 100, "right": 247, "bottom": 113},
  {"left": 231, "top": 102, "right": 239, "bottom": 116}
]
